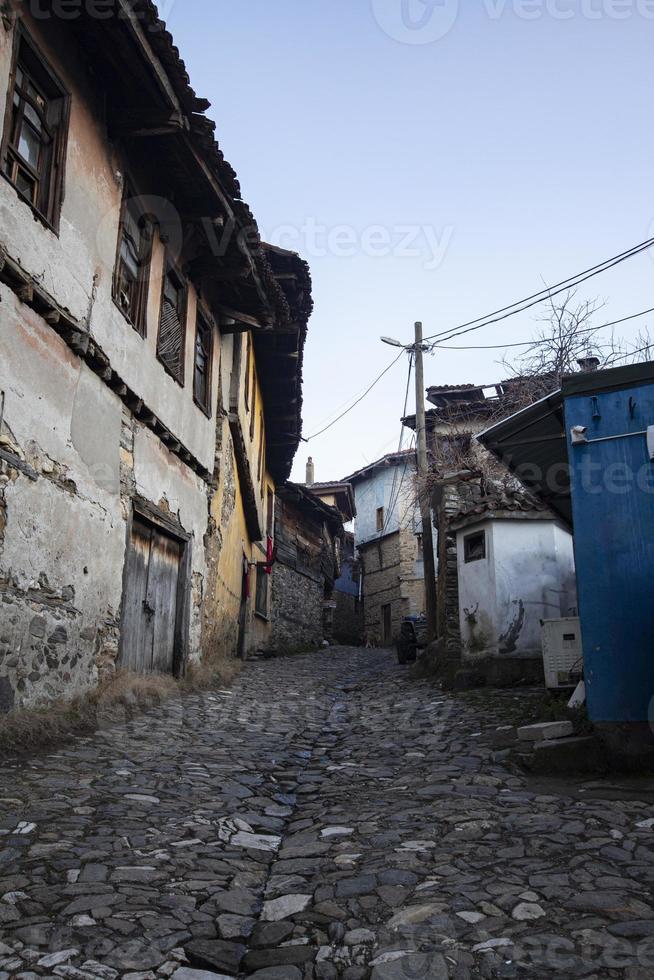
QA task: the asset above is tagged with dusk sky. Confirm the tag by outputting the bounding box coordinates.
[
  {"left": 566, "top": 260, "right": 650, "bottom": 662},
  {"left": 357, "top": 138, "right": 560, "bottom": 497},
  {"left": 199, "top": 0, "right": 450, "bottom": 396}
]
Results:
[{"left": 166, "top": 1, "right": 654, "bottom": 483}]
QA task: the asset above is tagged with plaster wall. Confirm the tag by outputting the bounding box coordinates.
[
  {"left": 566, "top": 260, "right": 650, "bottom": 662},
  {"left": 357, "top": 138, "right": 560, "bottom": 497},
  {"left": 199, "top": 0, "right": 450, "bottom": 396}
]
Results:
[
  {"left": 204, "top": 341, "right": 274, "bottom": 663},
  {"left": 457, "top": 518, "right": 577, "bottom": 663},
  {"left": 353, "top": 465, "right": 415, "bottom": 546},
  {"left": 0, "top": 15, "right": 220, "bottom": 473},
  {"left": 0, "top": 287, "right": 125, "bottom": 709}
]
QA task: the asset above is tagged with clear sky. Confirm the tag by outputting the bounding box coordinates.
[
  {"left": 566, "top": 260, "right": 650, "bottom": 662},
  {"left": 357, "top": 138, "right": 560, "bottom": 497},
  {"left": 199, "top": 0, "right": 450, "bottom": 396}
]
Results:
[{"left": 165, "top": 0, "right": 654, "bottom": 483}]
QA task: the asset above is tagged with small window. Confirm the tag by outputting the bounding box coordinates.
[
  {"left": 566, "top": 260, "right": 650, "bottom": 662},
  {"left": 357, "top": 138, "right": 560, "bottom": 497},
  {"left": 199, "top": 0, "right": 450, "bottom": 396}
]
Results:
[
  {"left": 244, "top": 334, "right": 252, "bottom": 411},
  {"left": 113, "top": 187, "right": 152, "bottom": 335},
  {"left": 250, "top": 382, "right": 257, "bottom": 440},
  {"left": 464, "top": 531, "right": 486, "bottom": 563},
  {"left": 157, "top": 266, "right": 187, "bottom": 384},
  {"left": 257, "top": 412, "right": 265, "bottom": 482},
  {"left": 193, "top": 311, "right": 213, "bottom": 415},
  {"left": 255, "top": 563, "right": 269, "bottom": 619},
  {"left": 1, "top": 29, "right": 70, "bottom": 229},
  {"left": 266, "top": 488, "right": 275, "bottom": 537},
  {"left": 376, "top": 507, "right": 385, "bottom": 532}
]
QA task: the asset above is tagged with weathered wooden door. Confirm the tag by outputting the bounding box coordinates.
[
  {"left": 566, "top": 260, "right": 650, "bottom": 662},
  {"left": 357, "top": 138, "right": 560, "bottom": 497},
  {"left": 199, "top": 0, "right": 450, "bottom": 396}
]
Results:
[{"left": 121, "top": 516, "right": 182, "bottom": 674}]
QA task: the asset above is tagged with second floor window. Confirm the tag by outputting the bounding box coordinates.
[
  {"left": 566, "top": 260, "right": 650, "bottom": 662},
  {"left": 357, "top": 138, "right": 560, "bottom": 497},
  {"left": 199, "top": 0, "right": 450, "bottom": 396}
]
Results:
[
  {"left": 157, "top": 267, "right": 187, "bottom": 384},
  {"left": 1, "top": 30, "right": 70, "bottom": 230},
  {"left": 193, "top": 312, "right": 213, "bottom": 415},
  {"left": 114, "top": 190, "right": 151, "bottom": 335},
  {"left": 376, "top": 507, "right": 385, "bottom": 532}
]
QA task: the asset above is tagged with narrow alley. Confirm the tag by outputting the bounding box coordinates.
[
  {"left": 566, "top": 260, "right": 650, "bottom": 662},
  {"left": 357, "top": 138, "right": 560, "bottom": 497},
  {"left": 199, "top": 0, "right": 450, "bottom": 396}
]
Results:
[{"left": 1, "top": 649, "right": 653, "bottom": 980}]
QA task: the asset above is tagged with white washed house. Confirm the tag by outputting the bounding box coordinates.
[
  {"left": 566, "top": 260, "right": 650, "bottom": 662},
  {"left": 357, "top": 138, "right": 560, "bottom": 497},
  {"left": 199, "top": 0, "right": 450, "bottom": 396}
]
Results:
[{"left": 451, "top": 491, "right": 577, "bottom": 678}]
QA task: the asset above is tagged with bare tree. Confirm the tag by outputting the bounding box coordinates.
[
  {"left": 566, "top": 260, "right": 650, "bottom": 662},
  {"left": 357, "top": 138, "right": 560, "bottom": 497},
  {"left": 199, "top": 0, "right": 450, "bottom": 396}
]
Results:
[
  {"left": 625, "top": 327, "right": 654, "bottom": 363},
  {"left": 501, "top": 290, "right": 626, "bottom": 386},
  {"left": 417, "top": 291, "right": 653, "bottom": 501}
]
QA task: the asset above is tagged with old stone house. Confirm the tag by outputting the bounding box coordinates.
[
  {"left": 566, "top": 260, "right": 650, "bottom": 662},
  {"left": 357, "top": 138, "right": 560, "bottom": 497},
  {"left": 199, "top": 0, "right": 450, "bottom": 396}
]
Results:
[
  {"left": 268, "top": 483, "right": 344, "bottom": 652},
  {"left": 203, "top": 247, "right": 312, "bottom": 662},
  {"left": 302, "top": 461, "right": 362, "bottom": 643},
  {"left": 404, "top": 379, "right": 578, "bottom": 681},
  {"left": 331, "top": 531, "right": 363, "bottom": 646},
  {"left": 404, "top": 382, "right": 519, "bottom": 656},
  {"left": 0, "top": 3, "right": 310, "bottom": 711},
  {"left": 345, "top": 452, "right": 430, "bottom": 646}
]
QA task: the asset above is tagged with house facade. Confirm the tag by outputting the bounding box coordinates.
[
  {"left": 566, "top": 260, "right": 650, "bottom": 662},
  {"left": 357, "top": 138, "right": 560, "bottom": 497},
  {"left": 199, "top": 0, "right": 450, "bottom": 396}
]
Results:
[
  {"left": 451, "top": 490, "right": 577, "bottom": 683},
  {"left": 0, "top": 4, "right": 309, "bottom": 711},
  {"left": 332, "top": 531, "right": 363, "bottom": 645},
  {"left": 346, "top": 452, "right": 428, "bottom": 646},
  {"left": 268, "top": 483, "right": 344, "bottom": 653}
]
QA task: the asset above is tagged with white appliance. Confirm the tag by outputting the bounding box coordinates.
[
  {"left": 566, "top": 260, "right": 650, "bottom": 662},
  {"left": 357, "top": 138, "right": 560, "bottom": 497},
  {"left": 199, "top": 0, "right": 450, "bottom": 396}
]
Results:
[{"left": 541, "top": 617, "right": 583, "bottom": 690}]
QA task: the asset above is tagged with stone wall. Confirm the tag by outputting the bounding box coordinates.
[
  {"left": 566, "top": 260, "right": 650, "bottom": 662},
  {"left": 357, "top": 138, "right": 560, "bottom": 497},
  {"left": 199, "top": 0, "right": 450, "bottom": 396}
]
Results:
[
  {"left": 269, "top": 562, "right": 323, "bottom": 652},
  {"left": 435, "top": 476, "right": 484, "bottom": 659},
  {"left": 359, "top": 533, "right": 403, "bottom": 645}
]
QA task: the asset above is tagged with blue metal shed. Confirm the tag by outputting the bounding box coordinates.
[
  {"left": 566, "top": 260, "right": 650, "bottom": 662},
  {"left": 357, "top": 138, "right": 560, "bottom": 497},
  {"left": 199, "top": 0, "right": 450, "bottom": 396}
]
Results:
[{"left": 477, "top": 362, "right": 654, "bottom": 724}]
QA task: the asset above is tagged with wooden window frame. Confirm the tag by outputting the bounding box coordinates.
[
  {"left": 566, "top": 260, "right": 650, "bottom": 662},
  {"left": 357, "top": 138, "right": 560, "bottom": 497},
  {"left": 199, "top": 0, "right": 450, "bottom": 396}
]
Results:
[
  {"left": 156, "top": 259, "right": 188, "bottom": 387},
  {"left": 266, "top": 488, "right": 275, "bottom": 538},
  {"left": 193, "top": 306, "right": 214, "bottom": 417},
  {"left": 244, "top": 333, "right": 252, "bottom": 412},
  {"left": 254, "top": 562, "right": 269, "bottom": 620},
  {"left": 112, "top": 181, "right": 152, "bottom": 337},
  {"left": 250, "top": 381, "right": 257, "bottom": 441},
  {"left": 376, "top": 506, "right": 385, "bottom": 532},
  {"left": 464, "top": 530, "right": 486, "bottom": 564},
  {"left": 0, "top": 25, "right": 70, "bottom": 234},
  {"left": 257, "top": 411, "right": 265, "bottom": 483}
]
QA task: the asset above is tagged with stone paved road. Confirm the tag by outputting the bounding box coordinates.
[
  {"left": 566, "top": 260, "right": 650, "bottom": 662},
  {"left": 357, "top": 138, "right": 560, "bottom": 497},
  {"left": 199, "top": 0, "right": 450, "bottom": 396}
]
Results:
[{"left": 1, "top": 648, "right": 654, "bottom": 980}]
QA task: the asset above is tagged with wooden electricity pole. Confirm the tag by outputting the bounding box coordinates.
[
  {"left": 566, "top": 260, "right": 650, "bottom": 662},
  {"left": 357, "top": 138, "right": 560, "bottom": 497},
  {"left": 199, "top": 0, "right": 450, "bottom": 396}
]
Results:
[{"left": 413, "top": 322, "right": 438, "bottom": 641}]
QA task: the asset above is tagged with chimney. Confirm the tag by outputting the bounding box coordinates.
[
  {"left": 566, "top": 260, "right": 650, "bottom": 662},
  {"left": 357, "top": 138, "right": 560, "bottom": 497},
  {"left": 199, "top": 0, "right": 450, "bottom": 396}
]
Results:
[
  {"left": 306, "top": 456, "right": 315, "bottom": 486},
  {"left": 577, "top": 356, "right": 600, "bottom": 373}
]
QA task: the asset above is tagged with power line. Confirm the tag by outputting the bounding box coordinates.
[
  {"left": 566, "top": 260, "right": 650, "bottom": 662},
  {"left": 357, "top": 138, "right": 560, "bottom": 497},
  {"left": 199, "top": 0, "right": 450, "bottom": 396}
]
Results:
[
  {"left": 384, "top": 434, "right": 417, "bottom": 540},
  {"left": 431, "top": 306, "right": 654, "bottom": 352},
  {"left": 423, "top": 237, "right": 654, "bottom": 346},
  {"left": 304, "top": 350, "right": 405, "bottom": 441},
  {"left": 603, "top": 340, "right": 654, "bottom": 367},
  {"left": 381, "top": 354, "right": 414, "bottom": 536}
]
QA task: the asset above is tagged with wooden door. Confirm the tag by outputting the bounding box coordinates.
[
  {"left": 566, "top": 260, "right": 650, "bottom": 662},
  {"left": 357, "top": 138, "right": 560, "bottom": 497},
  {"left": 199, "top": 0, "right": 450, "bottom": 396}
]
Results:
[{"left": 121, "top": 517, "right": 182, "bottom": 675}]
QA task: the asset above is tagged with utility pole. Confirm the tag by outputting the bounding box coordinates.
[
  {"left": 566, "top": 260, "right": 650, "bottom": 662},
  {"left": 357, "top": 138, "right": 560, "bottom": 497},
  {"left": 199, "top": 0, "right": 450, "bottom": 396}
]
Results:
[
  {"left": 413, "top": 322, "right": 438, "bottom": 641},
  {"left": 380, "top": 324, "right": 438, "bottom": 641}
]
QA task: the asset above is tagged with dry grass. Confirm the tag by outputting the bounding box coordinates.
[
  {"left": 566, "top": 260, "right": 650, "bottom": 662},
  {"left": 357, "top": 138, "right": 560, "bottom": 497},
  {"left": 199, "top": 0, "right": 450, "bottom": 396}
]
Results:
[{"left": 0, "top": 652, "right": 241, "bottom": 758}]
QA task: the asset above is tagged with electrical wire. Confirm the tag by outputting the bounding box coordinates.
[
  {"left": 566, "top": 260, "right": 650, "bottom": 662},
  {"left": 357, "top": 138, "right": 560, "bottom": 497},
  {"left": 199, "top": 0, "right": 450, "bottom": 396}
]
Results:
[
  {"left": 304, "top": 239, "right": 654, "bottom": 444},
  {"left": 423, "top": 237, "right": 654, "bottom": 346},
  {"left": 381, "top": 356, "right": 414, "bottom": 537},
  {"left": 304, "top": 350, "right": 405, "bottom": 441},
  {"left": 430, "top": 306, "right": 654, "bottom": 352},
  {"left": 602, "top": 340, "right": 654, "bottom": 367},
  {"left": 383, "top": 434, "right": 417, "bottom": 540}
]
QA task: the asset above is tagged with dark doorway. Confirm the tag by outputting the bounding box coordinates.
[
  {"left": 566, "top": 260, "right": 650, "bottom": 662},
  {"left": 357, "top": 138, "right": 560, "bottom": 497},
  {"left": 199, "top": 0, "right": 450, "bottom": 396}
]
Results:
[
  {"left": 382, "top": 603, "right": 392, "bottom": 646},
  {"left": 120, "top": 514, "right": 184, "bottom": 675},
  {"left": 237, "top": 557, "right": 249, "bottom": 660}
]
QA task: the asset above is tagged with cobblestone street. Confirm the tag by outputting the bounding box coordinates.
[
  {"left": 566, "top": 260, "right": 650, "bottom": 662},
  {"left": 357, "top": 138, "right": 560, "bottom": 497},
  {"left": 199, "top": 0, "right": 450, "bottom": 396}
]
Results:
[{"left": 1, "top": 648, "right": 654, "bottom": 980}]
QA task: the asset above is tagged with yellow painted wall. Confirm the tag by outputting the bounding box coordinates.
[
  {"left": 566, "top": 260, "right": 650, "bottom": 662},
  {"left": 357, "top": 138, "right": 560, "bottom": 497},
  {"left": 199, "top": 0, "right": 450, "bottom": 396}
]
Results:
[{"left": 203, "top": 331, "right": 275, "bottom": 661}]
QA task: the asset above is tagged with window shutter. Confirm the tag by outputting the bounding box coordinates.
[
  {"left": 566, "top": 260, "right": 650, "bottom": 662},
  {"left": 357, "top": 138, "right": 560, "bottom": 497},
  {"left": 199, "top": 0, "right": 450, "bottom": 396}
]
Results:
[{"left": 158, "top": 297, "right": 182, "bottom": 378}]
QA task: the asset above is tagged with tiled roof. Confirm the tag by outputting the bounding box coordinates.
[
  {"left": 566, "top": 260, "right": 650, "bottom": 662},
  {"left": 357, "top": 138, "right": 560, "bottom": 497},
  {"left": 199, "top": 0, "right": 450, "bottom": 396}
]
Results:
[
  {"left": 342, "top": 450, "right": 416, "bottom": 484},
  {"left": 451, "top": 488, "right": 553, "bottom": 524}
]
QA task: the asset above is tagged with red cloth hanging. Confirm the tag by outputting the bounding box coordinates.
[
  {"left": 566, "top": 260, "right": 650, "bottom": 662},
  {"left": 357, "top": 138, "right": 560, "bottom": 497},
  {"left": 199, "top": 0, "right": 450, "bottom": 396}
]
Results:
[{"left": 265, "top": 536, "right": 275, "bottom": 575}]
